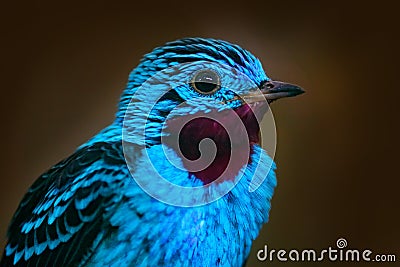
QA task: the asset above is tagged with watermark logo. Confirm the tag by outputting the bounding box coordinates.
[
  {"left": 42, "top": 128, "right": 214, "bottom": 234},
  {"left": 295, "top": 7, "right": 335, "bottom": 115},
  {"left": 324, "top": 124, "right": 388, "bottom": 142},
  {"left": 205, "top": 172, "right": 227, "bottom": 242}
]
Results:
[
  {"left": 336, "top": 238, "right": 348, "bottom": 249},
  {"left": 122, "top": 61, "right": 277, "bottom": 207},
  {"left": 257, "top": 238, "right": 396, "bottom": 263}
]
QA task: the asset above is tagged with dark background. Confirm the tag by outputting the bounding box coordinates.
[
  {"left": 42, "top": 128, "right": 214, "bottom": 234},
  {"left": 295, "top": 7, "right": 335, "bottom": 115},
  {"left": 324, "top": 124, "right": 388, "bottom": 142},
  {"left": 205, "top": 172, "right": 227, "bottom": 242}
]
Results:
[{"left": 1, "top": 1, "right": 399, "bottom": 266}]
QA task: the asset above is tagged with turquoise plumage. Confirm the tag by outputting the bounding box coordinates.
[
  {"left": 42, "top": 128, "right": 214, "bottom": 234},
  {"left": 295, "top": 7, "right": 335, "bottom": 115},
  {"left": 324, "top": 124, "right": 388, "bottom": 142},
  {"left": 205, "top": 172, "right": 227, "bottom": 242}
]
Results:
[{"left": 1, "top": 38, "right": 303, "bottom": 266}]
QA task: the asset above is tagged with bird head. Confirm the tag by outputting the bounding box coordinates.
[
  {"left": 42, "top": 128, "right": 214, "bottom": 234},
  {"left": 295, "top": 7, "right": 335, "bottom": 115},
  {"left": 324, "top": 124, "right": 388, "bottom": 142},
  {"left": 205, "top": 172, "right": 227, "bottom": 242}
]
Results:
[{"left": 119, "top": 38, "right": 304, "bottom": 185}]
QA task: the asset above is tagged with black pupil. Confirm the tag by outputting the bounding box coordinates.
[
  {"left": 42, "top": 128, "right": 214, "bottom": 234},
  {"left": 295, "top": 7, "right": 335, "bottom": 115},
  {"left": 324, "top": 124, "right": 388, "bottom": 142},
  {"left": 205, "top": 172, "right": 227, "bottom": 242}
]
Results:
[{"left": 194, "top": 71, "right": 218, "bottom": 93}]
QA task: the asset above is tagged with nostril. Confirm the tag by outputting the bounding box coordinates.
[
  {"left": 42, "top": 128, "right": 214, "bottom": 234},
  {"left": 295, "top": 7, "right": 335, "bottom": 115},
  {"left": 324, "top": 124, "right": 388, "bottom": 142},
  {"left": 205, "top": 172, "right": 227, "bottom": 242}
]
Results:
[{"left": 265, "top": 82, "right": 274, "bottom": 89}]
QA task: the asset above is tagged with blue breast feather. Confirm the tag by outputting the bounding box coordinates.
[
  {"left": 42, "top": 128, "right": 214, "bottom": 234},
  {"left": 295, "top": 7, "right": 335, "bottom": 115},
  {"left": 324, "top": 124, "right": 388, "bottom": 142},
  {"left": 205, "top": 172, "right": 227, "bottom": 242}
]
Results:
[{"left": 2, "top": 134, "right": 276, "bottom": 266}]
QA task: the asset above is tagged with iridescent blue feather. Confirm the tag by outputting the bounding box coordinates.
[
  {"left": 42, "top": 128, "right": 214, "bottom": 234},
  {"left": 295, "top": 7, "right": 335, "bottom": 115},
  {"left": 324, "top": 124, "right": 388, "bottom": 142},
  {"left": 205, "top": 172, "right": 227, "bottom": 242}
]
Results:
[{"left": 1, "top": 38, "right": 278, "bottom": 267}]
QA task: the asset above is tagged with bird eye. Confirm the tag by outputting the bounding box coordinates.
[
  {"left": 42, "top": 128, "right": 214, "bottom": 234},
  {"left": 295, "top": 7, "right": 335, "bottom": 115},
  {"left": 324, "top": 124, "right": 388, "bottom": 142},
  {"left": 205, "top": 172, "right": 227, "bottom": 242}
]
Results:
[{"left": 191, "top": 70, "right": 221, "bottom": 94}]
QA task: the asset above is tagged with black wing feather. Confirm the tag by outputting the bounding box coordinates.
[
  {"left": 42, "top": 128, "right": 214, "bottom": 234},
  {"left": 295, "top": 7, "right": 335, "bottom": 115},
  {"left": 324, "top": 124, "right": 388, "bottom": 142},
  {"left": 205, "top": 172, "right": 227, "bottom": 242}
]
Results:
[{"left": 1, "top": 142, "right": 127, "bottom": 267}]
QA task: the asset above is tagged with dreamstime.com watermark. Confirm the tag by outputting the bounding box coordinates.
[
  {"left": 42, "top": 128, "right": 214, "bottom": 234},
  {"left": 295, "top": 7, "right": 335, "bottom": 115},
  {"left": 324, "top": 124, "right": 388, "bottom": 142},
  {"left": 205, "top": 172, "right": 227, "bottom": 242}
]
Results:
[{"left": 257, "top": 238, "right": 396, "bottom": 263}]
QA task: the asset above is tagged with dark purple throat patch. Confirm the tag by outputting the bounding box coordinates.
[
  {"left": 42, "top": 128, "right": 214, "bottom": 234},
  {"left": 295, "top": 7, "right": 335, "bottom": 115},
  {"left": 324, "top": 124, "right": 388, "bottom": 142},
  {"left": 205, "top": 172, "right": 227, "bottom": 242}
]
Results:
[{"left": 164, "top": 103, "right": 268, "bottom": 185}]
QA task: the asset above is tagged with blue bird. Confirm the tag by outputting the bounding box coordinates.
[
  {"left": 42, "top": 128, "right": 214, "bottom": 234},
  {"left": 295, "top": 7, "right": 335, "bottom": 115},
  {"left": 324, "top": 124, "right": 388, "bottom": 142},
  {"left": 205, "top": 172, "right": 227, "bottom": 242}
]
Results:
[{"left": 1, "top": 38, "right": 303, "bottom": 266}]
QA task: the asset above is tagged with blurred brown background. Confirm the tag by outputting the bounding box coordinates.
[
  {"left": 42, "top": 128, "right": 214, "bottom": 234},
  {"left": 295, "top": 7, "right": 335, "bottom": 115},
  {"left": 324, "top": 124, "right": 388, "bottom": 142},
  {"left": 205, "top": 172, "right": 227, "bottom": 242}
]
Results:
[{"left": 1, "top": 1, "right": 399, "bottom": 266}]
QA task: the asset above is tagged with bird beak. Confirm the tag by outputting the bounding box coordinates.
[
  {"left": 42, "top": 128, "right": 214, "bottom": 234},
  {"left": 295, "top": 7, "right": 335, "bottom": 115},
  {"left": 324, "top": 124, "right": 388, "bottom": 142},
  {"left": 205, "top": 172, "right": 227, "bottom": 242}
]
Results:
[
  {"left": 240, "top": 80, "right": 305, "bottom": 104},
  {"left": 261, "top": 80, "right": 305, "bottom": 101}
]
